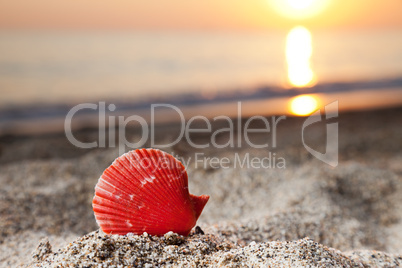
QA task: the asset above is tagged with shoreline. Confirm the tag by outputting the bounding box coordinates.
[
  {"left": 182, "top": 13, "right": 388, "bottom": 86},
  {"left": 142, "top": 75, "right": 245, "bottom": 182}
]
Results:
[{"left": 1, "top": 79, "right": 402, "bottom": 136}]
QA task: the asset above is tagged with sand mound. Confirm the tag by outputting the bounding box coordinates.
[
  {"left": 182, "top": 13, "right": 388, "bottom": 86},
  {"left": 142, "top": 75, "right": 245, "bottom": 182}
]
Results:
[{"left": 29, "top": 230, "right": 401, "bottom": 267}]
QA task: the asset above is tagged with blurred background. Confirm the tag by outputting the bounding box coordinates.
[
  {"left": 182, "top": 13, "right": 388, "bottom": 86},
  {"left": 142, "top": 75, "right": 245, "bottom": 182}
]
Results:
[{"left": 0, "top": 0, "right": 402, "bottom": 134}]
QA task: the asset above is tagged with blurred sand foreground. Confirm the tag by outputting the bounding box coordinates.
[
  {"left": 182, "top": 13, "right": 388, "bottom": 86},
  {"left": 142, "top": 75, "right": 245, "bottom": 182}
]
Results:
[{"left": 0, "top": 107, "right": 401, "bottom": 267}]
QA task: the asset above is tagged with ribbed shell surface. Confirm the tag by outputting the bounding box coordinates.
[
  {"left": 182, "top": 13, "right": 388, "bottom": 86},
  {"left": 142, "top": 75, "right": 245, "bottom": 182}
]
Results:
[{"left": 92, "top": 148, "right": 208, "bottom": 236}]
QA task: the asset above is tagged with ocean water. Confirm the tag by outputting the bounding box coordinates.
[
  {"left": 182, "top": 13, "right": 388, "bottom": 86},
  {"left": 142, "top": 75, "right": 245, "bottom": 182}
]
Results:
[
  {"left": 0, "top": 30, "right": 401, "bottom": 107},
  {"left": 0, "top": 30, "right": 402, "bottom": 134}
]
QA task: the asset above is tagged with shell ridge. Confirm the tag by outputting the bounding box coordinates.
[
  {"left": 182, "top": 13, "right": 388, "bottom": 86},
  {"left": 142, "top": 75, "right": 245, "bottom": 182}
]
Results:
[
  {"left": 94, "top": 185, "right": 144, "bottom": 214},
  {"left": 102, "top": 163, "right": 169, "bottom": 211},
  {"left": 94, "top": 197, "right": 172, "bottom": 225},
  {"left": 116, "top": 154, "right": 146, "bottom": 183},
  {"left": 102, "top": 166, "right": 141, "bottom": 196},
  {"left": 155, "top": 149, "right": 189, "bottom": 203},
  {"left": 99, "top": 172, "right": 156, "bottom": 210},
  {"left": 155, "top": 150, "right": 199, "bottom": 231},
  {"left": 111, "top": 158, "right": 145, "bottom": 187},
  {"left": 128, "top": 149, "right": 195, "bottom": 229},
  {"left": 142, "top": 149, "right": 189, "bottom": 218},
  {"left": 95, "top": 210, "right": 165, "bottom": 226},
  {"left": 95, "top": 178, "right": 162, "bottom": 218},
  {"left": 93, "top": 196, "right": 140, "bottom": 217},
  {"left": 96, "top": 180, "right": 176, "bottom": 222},
  {"left": 116, "top": 152, "right": 185, "bottom": 224},
  {"left": 169, "top": 152, "right": 190, "bottom": 201},
  {"left": 104, "top": 161, "right": 160, "bottom": 203},
  {"left": 128, "top": 150, "right": 185, "bottom": 217},
  {"left": 137, "top": 149, "right": 198, "bottom": 230}
]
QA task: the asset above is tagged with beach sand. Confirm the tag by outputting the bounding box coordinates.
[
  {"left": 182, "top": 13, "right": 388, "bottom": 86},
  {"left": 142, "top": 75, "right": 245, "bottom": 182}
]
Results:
[{"left": 1, "top": 107, "right": 401, "bottom": 267}]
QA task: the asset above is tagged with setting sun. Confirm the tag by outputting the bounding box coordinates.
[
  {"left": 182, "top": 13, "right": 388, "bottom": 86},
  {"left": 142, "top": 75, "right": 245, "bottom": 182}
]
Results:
[
  {"left": 289, "top": 95, "right": 319, "bottom": 116},
  {"left": 287, "top": 0, "right": 315, "bottom": 10},
  {"left": 270, "top": 0, "right": 331, "bottom": 19}
]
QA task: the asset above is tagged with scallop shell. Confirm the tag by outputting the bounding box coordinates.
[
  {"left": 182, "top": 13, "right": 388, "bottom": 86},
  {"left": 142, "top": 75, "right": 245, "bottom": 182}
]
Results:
[{"left": 92, "top": 148, "right": 209, "bottom": 236}]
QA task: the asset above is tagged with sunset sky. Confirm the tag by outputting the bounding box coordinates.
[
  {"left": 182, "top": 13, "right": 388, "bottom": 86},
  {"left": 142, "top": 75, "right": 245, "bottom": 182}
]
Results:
[{"left": 0, "top": 0, "right": 401, "bottom": 31}]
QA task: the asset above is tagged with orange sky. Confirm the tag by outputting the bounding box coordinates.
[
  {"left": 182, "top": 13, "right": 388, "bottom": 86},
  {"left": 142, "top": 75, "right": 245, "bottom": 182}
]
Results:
[{"left": 0, "top": 0, "right": 401, "bottom": 31}]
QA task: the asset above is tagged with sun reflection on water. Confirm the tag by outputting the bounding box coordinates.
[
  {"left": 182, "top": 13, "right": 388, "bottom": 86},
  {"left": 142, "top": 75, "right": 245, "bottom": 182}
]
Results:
[
  {"left": 286, "top": 26, "right": 316, "bottom": 88},
  {"left": 289, "top": 94, "right": 319, "bottom": 116}
]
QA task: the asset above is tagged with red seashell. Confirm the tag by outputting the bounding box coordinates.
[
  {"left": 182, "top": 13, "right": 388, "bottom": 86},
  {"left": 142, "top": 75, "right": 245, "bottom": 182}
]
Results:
[{"left": 92, "top": 148, "right": 209, "bottom": 236}]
